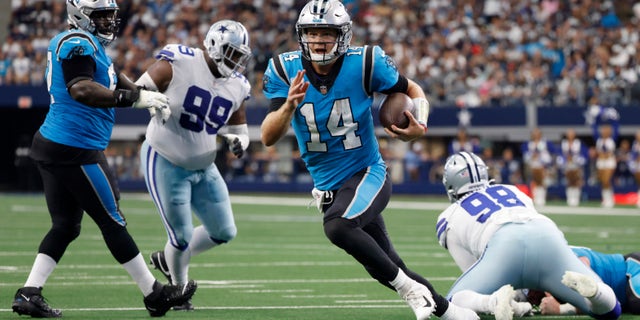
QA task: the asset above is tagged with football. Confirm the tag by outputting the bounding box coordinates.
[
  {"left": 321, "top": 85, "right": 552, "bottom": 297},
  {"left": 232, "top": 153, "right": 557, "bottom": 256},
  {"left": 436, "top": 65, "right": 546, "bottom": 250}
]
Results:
[{"left": 379, "top": 92, "right": 414, "bottom": 129}]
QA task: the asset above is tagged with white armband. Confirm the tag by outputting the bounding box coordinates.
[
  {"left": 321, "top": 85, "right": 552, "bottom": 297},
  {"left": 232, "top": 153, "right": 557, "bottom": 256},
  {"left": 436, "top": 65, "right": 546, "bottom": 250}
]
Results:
[
  {"left": 412, "top": 97, "right": 430, "bottom": 130},
  {"left": 135, "top": 72, "right": 159, "bottom": 91},
  {"left": 223, "top": 124, "right": 250, "bottom": 151}
]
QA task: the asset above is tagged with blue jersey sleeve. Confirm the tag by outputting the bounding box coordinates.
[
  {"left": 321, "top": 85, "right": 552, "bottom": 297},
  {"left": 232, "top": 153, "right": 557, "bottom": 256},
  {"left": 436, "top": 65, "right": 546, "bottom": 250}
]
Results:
[
  {"left": 262, "top": 56, "right": 292, "bottom": 100},
  {"left": 369, "top": 45, "right": 400, "bottom": 93},
  {"left": 55, "top": 33, "right": 97, "bottom": 60}
]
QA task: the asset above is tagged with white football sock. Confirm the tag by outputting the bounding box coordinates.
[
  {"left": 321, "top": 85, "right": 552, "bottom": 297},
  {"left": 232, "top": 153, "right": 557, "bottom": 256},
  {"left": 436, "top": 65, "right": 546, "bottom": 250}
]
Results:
[
  {"left": 121, "top": 253, "right": 156, "bottom": 296},
  {"left": 588, "top": 282, "right": 619, "bottom": 315},
  {"left": 24, "top": 253, "right": 57, "bottom": 288},
  {"left": 450, "top": 290, "right": 492, "bottom": 313},
  {"left": 389, "top": 268, "right": 412, "bottom": 296},
  {"left": 189, "top": 225, "right": 218, "bottom": 256},
  {"left": 165, "top": 242, "right": 190, "bottom": 286}
]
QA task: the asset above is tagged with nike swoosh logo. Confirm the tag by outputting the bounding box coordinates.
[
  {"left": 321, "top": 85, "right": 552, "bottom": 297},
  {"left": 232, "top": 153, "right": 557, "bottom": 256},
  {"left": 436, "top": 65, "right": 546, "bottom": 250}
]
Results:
[
  {"left": 422, "top": 296, "right": 432, "bottom": 308},
  {"left": 20, "top": 294, "right": 31, "bottom": 302}
]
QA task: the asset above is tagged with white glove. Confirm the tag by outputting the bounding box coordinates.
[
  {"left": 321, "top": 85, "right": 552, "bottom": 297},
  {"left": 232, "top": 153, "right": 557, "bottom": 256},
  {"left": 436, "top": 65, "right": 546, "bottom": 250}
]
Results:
[
  {"left": 133, "top": 90, "right": 171, "bottom": 123},
  {"left": 222, "top": 133, "right": 244, "bottom": 158}
]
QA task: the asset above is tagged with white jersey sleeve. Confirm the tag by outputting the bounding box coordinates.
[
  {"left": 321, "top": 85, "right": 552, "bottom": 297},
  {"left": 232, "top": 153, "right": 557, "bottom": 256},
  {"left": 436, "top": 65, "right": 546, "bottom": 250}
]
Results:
[
  {"left": 436, "top": 184, "right": 552, "bottom": 271},
  {"left": 145, "top": 44, "right": 251, "bottom": 170}
]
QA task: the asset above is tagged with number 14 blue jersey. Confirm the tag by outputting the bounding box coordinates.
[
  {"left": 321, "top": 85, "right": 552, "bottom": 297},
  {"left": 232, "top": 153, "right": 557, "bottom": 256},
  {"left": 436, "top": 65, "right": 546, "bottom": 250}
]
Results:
[{"left": 263, "top": 46, "right": 398, "bottom": 190}]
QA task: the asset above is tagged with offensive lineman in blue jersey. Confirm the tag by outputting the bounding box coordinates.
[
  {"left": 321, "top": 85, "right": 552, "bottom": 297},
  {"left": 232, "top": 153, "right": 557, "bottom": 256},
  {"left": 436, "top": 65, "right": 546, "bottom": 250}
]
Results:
[
  {"left": 538, "top": 247, "right": 640, "bottom": 315},
  {"left": 11, "top": 0, "right": 195, "bottom": 318},
  {"left": 261, "top": 1, "right": 477, "bottom": 320}
]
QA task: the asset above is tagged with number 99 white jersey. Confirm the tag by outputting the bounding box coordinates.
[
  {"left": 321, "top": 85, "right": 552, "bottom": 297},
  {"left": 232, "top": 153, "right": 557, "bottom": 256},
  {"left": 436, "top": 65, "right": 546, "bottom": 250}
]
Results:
[
  {"left": 436, "top": 184, "right": 554, "bottom": 271},
  {"left": 145, "top": 44, "right": 251, "bottom": 170}
]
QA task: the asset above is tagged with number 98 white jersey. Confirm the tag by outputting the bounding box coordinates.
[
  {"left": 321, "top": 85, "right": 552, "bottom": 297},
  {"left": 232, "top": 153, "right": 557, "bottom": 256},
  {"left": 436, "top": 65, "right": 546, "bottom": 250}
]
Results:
[
  {"left": 436, "top": 184, "right": 554, "bottom": 271},
  {"left": 146, "top": 44, "right": 251, "bottom": 170}
]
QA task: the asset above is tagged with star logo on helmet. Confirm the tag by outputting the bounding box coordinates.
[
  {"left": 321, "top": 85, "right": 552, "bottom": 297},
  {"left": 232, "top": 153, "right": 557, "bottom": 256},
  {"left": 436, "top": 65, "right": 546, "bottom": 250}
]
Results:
[{"left": 218, "top": 25, "right": 228, "bottom": 33}]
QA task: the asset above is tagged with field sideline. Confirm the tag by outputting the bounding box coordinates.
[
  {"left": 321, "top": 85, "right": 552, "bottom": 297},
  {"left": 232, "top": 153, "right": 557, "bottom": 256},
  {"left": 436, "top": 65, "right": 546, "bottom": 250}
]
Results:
[{"left": 0, "top": 193, "right": 638, "bottom": 320}]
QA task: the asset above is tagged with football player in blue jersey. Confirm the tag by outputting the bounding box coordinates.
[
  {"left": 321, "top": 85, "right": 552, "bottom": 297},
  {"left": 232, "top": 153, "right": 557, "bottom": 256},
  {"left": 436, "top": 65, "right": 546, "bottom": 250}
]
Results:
[
  {"left": 434, "top": 151, "right": 621, "bottom": 320},
  {"left": 11, "top": 0, "right": 195, "bottom": 318},
  {"left": 260, "top": 1, "right": 477, "bottom": 320},
  {"left": 538, "top": 247, "right": 640, "bottom": 315}
]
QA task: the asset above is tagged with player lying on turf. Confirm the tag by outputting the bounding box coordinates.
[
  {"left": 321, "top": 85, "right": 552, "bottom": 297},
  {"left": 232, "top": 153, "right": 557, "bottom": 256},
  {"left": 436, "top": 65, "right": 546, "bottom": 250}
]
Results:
[{"left": 526, "top": 247, "right": 640, "bottom": 315}]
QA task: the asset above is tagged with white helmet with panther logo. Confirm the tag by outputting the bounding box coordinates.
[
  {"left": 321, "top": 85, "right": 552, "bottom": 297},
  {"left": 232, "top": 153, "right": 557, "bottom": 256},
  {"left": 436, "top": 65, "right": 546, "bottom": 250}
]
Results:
[
  {"left": 296, "top": 0, "right": 352, "bottom": 65},
  {"left": 67, "top": 0, "right": 120, "bottom": 46}
]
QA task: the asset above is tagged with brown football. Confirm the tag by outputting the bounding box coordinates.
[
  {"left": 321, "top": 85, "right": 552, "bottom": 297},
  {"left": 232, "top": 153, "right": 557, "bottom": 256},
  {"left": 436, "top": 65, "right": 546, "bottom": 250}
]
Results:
[{"left": 379, "top": 93, "right": 414, "bottom": 129}]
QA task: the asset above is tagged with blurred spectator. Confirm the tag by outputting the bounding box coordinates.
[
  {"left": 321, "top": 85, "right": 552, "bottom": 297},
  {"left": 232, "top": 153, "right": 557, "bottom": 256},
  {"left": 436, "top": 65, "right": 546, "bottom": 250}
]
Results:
[
  {"left": 404, "top": 140, "right": 428, "bottom": 182},
  {"left": 5, "top": 0, "right": 640, "bottom": 109},
  {"left": 630, "top": 130, "right": 640, "bottom": 207},
  {"left": 557, "top": 128, "right": 588, "bottom": 206},
  {"left": 448, "top": 127, "right": 481, "bottom": 155},
  {"left": 595, "top": 124, "right": 617, "bottom": 208},
  {"left": 522, "top": 127, "right": 555, "bottom": 207},
  {"left": 498, "top": 147, "right": 523, "bottom": 185}
]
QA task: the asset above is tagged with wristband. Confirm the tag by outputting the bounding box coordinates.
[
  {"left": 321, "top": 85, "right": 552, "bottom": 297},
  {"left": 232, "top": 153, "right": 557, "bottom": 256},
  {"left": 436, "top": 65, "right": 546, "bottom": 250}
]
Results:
[
  {"left": 412, "top": 97, "right": 430, "bottom": 130},
  {"left": 113, "top": 87, "right": 140, "bottom": 107}
]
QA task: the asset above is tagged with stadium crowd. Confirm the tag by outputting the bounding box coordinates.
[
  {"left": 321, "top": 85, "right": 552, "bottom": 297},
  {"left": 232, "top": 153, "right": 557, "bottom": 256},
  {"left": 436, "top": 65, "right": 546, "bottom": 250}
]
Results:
[
  {"left": 5, "top": 0, "right": 640, "bottom": 108},
  {"left": 6, "top": 0, "right": 640, "bottom": 205}
]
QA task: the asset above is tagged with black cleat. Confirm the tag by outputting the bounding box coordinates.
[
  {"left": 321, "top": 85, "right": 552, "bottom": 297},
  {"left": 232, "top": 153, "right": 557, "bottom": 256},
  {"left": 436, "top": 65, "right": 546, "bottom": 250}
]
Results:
[
  {"left": 149, "top": 251, "right": 172, "bottom": 284},
  {"left": 12, "top": 287, "right": 62, "bottom": 318},
  {"left": 143, "top": 280, "right": 197, "bottom": 317},
  {"left": 172, "top": 299, "right": 194, "bottom": 311}
]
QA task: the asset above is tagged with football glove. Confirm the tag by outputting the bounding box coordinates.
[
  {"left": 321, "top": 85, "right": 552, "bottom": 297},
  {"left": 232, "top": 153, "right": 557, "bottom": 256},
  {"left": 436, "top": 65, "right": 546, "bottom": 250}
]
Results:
[
  {"left": 222, "top": 134, "right": 245, "bottom": 158},
  {"left": 133, "top": 90, "right": 171, "bottom": 124}
]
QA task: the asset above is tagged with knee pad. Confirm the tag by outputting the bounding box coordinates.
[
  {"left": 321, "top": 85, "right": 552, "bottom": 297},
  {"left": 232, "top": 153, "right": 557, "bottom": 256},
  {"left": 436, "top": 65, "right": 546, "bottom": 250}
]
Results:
[
  {"left": 211, "top": 225, "right": 237, "bottom": 244},
  {"left": 323, "top": 218, "right": 355, "bottom": 246},
  {"left": 52, "top": 222, "right": 81, "bottom": 242}
]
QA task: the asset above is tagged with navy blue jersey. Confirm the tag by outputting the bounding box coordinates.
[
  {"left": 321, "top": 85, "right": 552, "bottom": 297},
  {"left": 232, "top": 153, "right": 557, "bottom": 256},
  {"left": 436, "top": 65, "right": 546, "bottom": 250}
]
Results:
[
  {"left": 263, "top": 46, "right": 397, "bottom": 190},
  {"left": 39, "top": 29, "right": 117, "bottom": 150}
]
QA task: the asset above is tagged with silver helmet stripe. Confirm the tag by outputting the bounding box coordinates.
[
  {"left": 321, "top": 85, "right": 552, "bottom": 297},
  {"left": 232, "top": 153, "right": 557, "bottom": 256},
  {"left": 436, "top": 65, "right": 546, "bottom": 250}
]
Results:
[{"left": 459, "top": 151, "right": 480, "bottom": 184}]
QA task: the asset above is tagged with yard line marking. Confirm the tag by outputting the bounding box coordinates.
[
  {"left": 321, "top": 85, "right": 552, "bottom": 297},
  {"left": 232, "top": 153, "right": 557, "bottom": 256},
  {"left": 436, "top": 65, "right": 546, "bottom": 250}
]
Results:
[
  {"left": 282, "top": 294, "right": 367, "bottom": 299},
  {"left": 0, "top": 277, "right": 458, "bottom": 287},
  {"left": 0, "top": 305, "right": 409, "bottom": 313},
  {"left": 11, "top": 194, "right": 640, "bottom": 216}
]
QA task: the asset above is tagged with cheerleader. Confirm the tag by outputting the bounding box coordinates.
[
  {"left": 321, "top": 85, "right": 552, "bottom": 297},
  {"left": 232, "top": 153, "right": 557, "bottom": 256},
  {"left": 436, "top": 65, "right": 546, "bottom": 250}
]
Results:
[
  {"left": 558, "top": 129, "right": 588, "bottom": 206},
  {"left": 522, "top": 127, "right": 555, "bottom": 206}
]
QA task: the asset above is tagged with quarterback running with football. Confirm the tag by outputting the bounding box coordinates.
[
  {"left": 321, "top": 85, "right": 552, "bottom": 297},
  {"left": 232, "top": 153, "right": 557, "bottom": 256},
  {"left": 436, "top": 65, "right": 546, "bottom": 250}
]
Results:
[
  {"left": 136, "top": 20, "right": 252, "bottom": 311},
  {"left": 435, "top": 151, "right": 621, "bottom": 320},
  {"left": 260, "top": 1, "right": 477, "bottom": 320}
]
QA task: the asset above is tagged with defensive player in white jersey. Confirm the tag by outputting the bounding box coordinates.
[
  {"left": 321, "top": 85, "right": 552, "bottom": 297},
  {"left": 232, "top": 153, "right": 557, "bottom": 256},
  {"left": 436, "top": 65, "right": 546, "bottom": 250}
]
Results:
[
  {"left": 261, "top": 1, "right": 478, "bottom": 320},
  {"left": 435, "top": 151, "right": 622, "bottom": 320},
  {"left": 135, "top": 20, "right": 252, "bottom": 310}
]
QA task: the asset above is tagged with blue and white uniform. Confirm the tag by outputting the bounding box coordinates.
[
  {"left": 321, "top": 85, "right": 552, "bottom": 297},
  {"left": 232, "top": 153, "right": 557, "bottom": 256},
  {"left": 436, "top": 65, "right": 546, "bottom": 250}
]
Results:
[
  {"left": 140, "top": 44, "right": 249, "bottom": 250},
  {"left": 436, "top": 184, "right": 619, "bottom": 317}
]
